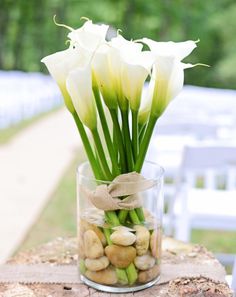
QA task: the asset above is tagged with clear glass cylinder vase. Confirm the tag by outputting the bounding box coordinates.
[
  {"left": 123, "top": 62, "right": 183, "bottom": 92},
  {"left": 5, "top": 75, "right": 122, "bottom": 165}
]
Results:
[{"left": 77, "top": 161, "right": 164, "bottom": 293}]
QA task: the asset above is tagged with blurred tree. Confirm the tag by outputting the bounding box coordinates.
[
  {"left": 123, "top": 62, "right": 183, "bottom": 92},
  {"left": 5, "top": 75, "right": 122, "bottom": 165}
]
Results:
[{"left": 0, "top": 0, "right": 235, "bottom": 89}]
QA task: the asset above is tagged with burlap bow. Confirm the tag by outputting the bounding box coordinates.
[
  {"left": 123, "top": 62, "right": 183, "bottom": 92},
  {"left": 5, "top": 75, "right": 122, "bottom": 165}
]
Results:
[{"left": 80, "top": 172, "right": 156, "bottom": 211}]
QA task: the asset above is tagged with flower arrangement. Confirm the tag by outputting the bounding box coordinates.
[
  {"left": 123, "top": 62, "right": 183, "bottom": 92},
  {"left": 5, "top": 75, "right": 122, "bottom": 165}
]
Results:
[{"left": 42, "top": 18, "right": 199, "bottom": 291}]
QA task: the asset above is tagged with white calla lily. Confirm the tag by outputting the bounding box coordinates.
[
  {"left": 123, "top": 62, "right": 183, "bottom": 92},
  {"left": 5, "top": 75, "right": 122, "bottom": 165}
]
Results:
[
  {"left": 66, "top": 64, "right": 97, "bottom": 130},
  {"left": 92, "top": 44, "right": 117, "bottom": 109},
  {"left": 141, "top": 38, "right": 197, "bottom": 60},
  {"left": 121, "top": 51, "right": 154, "bottom": 111},
  {"left": 41, "top": 47, "right": 90, "bottom": 113},
  {"left": 107, "top": 35, "right": 143, "bottom": 110},
  {"left": 150, "top": 56, "right": 194, "bottom": 117},
  {"left": 68, "top": 20, "right": 109, "bottom": 53}
]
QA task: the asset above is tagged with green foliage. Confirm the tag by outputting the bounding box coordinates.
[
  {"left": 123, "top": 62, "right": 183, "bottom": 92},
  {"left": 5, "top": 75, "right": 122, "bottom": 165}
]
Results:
[{"left": 0, "top": 0, "right": 235, "bottom": 88}]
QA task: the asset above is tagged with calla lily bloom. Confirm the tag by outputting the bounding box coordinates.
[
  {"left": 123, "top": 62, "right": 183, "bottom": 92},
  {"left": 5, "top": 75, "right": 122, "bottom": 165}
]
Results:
[
  {"left": 66, "top": 64, "right": 97, "bottom": 130},
  {"left": 68, "top": 20, "right": 109, "bottom": 53},
  {"left": 41, "top": 47, "right": 89, "bottom": 113},
  {"left": 92, "top": 44, "right": 118, "bottom": 109},
  {"left": 141, "top": 38, "right": 197, "bottom": 60},
  {"left": 108, "top": 35, "right": 143, "bottom": 110},
  {"left": 139, "top": 38, "right": 198, "bottom": 118},
  {"left": 121, "top": 51, "right": 154, "bottom": 111},
  {"left": 150, "top": 56, "right": 195, "bottom": 117}
]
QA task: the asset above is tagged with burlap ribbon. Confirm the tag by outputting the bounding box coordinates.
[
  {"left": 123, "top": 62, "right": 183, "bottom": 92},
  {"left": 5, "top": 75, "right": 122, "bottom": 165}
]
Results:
[{"left": 80, "top": 172, "right": 156, "bottom": 211}]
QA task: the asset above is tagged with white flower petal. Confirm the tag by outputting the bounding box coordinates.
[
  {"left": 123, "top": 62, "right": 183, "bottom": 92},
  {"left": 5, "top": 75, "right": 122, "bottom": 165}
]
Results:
[
  {"left": 142, "top": 38, "right": 197, "bottom": 60},
  {"left": 41, "top": 47, "right": 89, "bottom": 112},
  {"left": 68, "top": 20, "right": 109, "bottom": 52},
  {"left": 108, "top": 37, "right": 150, "bottom": 110},
  {"left": 92, "top": 44, "right": 117, "bottom": 109},
  {"left": 121, "top": 62, "right": 149, "bottom": 110},
  {"left": 151, "top": 57, "right": 185, "bottom": 116},
  {"left": 110, "top": 35, "right": 143, "bottom": 53},
  {"left": 66, "top": 65, "right": 97, "bottom": 129}
]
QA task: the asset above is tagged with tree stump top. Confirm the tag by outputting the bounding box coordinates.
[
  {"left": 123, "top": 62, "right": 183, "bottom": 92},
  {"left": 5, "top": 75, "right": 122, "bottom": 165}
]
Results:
[{"left": 0, "top": 237, "right": 233, "bottom": 297}]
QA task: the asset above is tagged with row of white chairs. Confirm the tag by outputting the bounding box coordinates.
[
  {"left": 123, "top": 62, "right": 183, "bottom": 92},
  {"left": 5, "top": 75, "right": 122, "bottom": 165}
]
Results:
[{"left": 0, "top": 71, "right": 62, "bottom": 129}]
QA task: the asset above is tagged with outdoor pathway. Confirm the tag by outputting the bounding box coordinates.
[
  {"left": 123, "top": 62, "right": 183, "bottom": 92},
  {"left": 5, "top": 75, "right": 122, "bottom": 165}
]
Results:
[{"left": 0, "top": 108, "right": 81, "bottom": 263}]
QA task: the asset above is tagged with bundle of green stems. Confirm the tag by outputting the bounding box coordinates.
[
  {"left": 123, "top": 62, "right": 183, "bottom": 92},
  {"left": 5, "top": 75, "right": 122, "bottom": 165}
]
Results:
[{"left": 74, "top": 85, "right": 158, "bottom": 285}]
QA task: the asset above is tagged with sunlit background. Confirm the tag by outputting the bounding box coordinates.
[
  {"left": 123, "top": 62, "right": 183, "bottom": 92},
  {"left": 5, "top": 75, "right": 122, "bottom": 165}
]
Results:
[{"left": 0, "top": 0, "right": 236, "bottom": 275}]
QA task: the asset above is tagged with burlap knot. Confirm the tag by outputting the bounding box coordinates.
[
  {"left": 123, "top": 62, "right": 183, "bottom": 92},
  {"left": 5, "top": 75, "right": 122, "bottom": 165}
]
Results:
[{"left": 80, "top": 172, "right": 156, "bottom": 211}]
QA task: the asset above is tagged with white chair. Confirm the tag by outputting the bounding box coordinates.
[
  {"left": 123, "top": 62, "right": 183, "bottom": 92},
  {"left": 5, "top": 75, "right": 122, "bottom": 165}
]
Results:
[{"left": 171, "top": 145, "right": 236, "bottom": 252}]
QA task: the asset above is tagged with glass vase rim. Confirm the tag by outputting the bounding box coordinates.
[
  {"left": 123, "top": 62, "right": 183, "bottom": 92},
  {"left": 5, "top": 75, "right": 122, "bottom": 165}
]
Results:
[{"left": 77, "top": 160, "right": 164, "bottom": 185}]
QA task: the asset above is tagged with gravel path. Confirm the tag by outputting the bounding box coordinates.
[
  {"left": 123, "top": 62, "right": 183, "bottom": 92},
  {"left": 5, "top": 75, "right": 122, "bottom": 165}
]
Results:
[{"left": 0, "top": 108, "right": 81, "bottom": 263}]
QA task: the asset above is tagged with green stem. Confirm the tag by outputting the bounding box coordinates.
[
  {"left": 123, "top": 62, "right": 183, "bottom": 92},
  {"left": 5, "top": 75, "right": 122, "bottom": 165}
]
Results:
[
  {"left": 103, "top": 228, "right": 112, "bottom": 245},
  {"left": 135, "top": 115, "right": 157, "bottom": 173},
  {"left": 116, "top": 268, "right": 129, "bottom": 285},
  {"left": 132, "top": 110, "right": 139, "bottom": 163},
  {"left": 118, "top": 209, "right": 129, "bottom": 224},
  {"left": 138, "top": 123, "right": 146, "bottom": 146},
  {"left": 91, "top": 128, "right": 113, "bottom": 180},
  {"left": 109, "top": 108, "right": 127, "bottom": 173},
  {"left": 129, "top": 209, "right": 140, "bottom": 224},
  {"left": 126, "top": 263, "right": 138, "bottom": 285},
  {"left": 113, "top": 125, "right": 119, "bottom": 169},
  {"left": 121, "top": 109, "right": 134, "bottom": 171},
  {"left": 94, "top": 148, "right": 106, "bottom": 181},
  {"left": 93, "top": 86, "right": 120, "bottom": 176},
  {"left": 72, "top": 112, "right": 101, "bottom": 180},
  {"left": 135, "top": 208, "right": 145, "bottom": 222},
  {"left": 106, "top": 210, "right": 120, "bottom": 226}
]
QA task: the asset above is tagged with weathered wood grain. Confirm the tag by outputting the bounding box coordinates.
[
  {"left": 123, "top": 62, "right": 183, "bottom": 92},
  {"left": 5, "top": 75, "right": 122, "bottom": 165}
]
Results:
[{"left": 0, "top": 237, "right": 232, "bottom": 297}]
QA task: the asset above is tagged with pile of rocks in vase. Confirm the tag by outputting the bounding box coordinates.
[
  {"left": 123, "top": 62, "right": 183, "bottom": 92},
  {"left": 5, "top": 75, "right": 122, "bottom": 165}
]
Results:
[{"left": 78, "top": 211, "right": 161, "bottom": 287}]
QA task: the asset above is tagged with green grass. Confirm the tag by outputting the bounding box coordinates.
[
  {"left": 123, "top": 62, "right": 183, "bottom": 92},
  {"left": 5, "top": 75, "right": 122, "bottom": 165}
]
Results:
[
  {"left": 192, "top": 230, "right": 236, "bottom": 254},
  {"left": 0, "top": 106, "right": 62, "bottom": 144}
]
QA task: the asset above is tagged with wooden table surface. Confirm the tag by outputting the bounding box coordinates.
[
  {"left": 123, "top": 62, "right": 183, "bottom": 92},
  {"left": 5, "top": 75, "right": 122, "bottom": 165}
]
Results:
[{"left": 0, "top": 237, "right": 232, "bottom": 297}]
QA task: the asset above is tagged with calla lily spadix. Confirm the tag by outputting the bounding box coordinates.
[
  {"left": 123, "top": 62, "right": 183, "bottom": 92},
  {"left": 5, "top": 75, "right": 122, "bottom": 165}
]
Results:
[
  {"left": 41, "top": 47, "right": 90, "bottom": 113},
  {"left": 66, "top": 64, "right": 97, "bottom": 130}
]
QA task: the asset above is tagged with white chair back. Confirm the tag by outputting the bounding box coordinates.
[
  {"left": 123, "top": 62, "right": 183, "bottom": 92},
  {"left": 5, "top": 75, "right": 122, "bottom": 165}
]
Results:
[
  {"left": 172, "top": 145, "right": 236, "bottom": 243},
  {"left": 180, "top": 145, "right": 236, "bottom": 190}
]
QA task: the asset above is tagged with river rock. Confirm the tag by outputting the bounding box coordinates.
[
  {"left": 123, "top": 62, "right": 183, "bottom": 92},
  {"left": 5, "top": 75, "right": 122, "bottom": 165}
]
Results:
[
  {"left": 84, "top": 230, "right": 104, "bottom": 259},
  {"left": 134, "top": 225, "right": 150, "bottom": 255},
  {"left": 85, "top": 267, "right": 118, "bottom": 285},
  {"left": 105, "top": 245, "right": 136, "bottom": 268},
  {"left": 85, "top": 256, "right": 109, "bottom": 271},
  {"left": 80, "top": 219, "right": 106, "bottom": 246},
  {"left": 150, "top": 229, "right": 161, "bottom": 258},
  {"left": 134, "top": 253, "right": 155, "bottom": 270},
  {"left": 138, "top": 265, "right": 160, "bottom": 283},
  {"left": 110, "top": 230, "right": 136, "bottom": 246}
]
